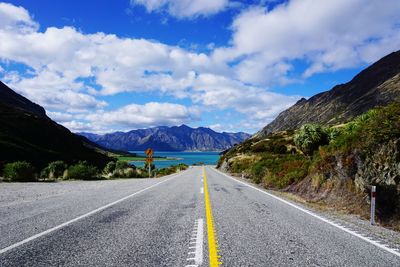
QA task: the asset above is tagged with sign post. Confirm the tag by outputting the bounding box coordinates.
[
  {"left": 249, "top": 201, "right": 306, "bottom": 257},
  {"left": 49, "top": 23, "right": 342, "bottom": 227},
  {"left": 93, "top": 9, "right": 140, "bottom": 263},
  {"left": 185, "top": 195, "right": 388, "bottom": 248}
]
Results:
[
  {"left": 145, "top": 148, "right": 154, "bottom": 178},
  {"left": 371, "top": 186, "right": 376, "bottom": 225}
]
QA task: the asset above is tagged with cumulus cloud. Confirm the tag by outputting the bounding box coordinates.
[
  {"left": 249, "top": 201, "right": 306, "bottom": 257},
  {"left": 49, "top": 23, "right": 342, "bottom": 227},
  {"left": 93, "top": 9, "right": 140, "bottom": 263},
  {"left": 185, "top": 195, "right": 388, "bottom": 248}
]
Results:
[
  {"left": 1, "top": 1, "right": 399, "bottom": 133},
  {"left": 216, "top": 0, "right": 400, "bottom": 83},
  {"left": 84, "top": 102, "right": 200, "bottom": 130},
  {"left": 60, "top": 120, "right": 99, "bottom": 133},
  {"left": 3, "top": 70, "right": 107, "bottom": 112},
  {"left": 0, "top": 2, "right": 296, "bottom": 131},
  {"left": 130, "top": 0, "right": 229, "bottom": 18},
  {"left": 190, "top": 73, "right": 299, "bottom": 122},
  {"left": 0, "top": 2, "right": 38, "bottom": 32}
]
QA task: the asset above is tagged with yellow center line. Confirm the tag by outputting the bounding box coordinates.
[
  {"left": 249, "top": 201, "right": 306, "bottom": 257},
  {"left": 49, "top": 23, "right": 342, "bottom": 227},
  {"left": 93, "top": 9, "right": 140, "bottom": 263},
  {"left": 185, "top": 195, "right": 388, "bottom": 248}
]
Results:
[{"left": 203, "top": 166, "right": 222, "bottom": 266}]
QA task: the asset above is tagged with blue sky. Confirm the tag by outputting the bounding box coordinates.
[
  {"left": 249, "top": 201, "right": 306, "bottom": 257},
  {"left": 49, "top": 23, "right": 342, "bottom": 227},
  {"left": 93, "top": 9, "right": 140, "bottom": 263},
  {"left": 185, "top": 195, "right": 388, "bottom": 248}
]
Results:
[{"left": 0, "top": 0, "right": 399, "bottom": 133}]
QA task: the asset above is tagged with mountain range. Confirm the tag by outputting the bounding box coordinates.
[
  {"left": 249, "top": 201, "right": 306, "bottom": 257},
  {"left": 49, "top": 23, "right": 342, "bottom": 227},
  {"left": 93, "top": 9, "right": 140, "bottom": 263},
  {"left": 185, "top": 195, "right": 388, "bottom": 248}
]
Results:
[
  {"left": 257, "top": 51, "right": 400, "bottom": 137},
  {"left": 79, "top": 126, "right": 250, "bottom": 152},
  {"left": 0, "top": 81, "right": 112, "bottom": 169}
]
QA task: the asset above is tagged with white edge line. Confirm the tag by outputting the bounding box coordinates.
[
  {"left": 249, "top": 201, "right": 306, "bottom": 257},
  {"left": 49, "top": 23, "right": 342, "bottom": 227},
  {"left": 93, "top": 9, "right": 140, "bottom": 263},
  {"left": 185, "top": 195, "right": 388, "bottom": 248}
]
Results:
[
  {"left": 0, "top": 171, "right": 185, "bottom": 255},
  {"left": 210, "top": 167, "right": 400, "bottom": 258}
]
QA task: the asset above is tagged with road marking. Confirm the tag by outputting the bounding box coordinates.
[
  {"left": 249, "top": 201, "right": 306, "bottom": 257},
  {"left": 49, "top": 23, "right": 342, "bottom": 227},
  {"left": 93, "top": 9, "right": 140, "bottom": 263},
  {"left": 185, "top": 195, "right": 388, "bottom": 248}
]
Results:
[
  {"left": 0, "top": 172, "right": 184, "bottom": 255},
  {"left": 200, "top": 187, "right": 204, "bottom": 194},
  {"left": 203, "top": 167, "right": 222, "bottom": 266},
  {"left": 186, "top": 219, "right": 204, "bottom": 267},
  {"left": 211, "top": 167, "right": 400, "bottom": 258}
]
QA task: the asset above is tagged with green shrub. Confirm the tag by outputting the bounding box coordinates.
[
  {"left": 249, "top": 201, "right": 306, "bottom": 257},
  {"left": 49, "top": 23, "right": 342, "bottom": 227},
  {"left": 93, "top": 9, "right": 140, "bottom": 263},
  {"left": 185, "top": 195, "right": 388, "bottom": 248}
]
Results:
[
  {"left": 3, "top": 161, "right": 36, "bottom": 182},
  {"left": 66, "top": 161, "right": 99, "bottom": 180},
  {"left": 250, "top": 162, "right": 266, "bottom": 184},
  {"left": 325, "top": 127, "right": 340, "bottom": 141},
  {"left": 104, "top": 161, "right": 116, "bottom": 174},
  {"left": 41, "top": 161, "right": 67, "bottom": 179},
  {"left": 294, "top": 124, "right": 329, "bottom": 155},
  {"left": 112, "top": 167, "right": 140, "bottom": 178},
  {"left": 327, "top": 103, "right": 400, "bottom": 153},
  {"left": 273, "top": 144, "right": 287, "bottom": 154},
  {"left": 156, "top": 164, "right": 189, "bottom": 177},
  {"left": 116, "top": 161, "right": 130, "bottom": 170},
  {"left": 125, "top": 168, "right": 137, "bottom": 178}
]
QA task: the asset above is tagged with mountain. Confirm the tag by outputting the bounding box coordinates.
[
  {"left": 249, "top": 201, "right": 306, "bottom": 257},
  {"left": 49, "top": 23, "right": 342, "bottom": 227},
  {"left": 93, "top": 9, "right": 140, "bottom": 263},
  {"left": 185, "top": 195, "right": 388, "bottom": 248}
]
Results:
[
  {"left": 0, "top": 81, "right": 111, "bottom": 169},
  {"left": 79, "top": 125, "right": 251, "bottom": 151},
  {"left": 257, "top": 51, "right": 400, "bottom": 137}
]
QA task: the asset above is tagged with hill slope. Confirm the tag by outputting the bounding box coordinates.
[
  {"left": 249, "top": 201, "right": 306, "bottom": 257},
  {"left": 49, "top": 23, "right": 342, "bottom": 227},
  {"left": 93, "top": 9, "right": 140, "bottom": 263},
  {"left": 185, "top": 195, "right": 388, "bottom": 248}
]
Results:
[
  {"left": 0, "top": 81, "right": 111, "bottom": 169},
  {"left": 79, "top": 125, "right": 250, "bottom": 151},
  {"left": 258, "top": 51, "right": 400, "bottom": 137}
]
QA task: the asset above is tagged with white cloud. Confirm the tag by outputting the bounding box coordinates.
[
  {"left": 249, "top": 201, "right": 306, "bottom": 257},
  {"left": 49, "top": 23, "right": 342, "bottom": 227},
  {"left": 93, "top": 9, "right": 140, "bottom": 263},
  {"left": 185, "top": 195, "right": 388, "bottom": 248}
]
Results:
[
  {"left": 3, "top": 70, "right": 107, "bottom": 112},
  {"left": 190, "top": 73, "right": 299, "bottom": 122},
  {"left": 46, "top": 111, "right": 74, "bottom": 122},
  {"left": 84, "top": 102, "right": 200, "bottom": 131},
  {"left": 61, "top": 120, "right": 98, "bottom": 133},
  {"left": 216, "top": 0, "right": 400, "bottom": 83},
  {"left": 131, "top": 0, "right": 228, "bottom": 18},
  {"left": 1, "top": 1, "right": 399, "bottom": 133},
  {"left": 0, "top": 2, "right": 38, "bottom": 32}
]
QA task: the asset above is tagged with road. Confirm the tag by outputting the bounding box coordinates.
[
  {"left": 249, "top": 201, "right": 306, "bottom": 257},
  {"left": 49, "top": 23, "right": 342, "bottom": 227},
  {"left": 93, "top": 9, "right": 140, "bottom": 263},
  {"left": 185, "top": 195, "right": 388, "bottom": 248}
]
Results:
[{"left": 0, "top": 166, "right": 399, "bottom": 266}]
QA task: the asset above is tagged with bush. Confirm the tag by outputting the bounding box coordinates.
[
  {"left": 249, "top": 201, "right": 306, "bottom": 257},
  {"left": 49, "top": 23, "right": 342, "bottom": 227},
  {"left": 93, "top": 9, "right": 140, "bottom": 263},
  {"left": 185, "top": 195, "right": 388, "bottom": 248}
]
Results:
[
  {"left": 66, "top": 161, "right": 99, "bottom": 180},
  {"left": 116, "top": 161, "right": 130, "bottom": 170},
  {"left": 109, "top": 161, "right": 142, "bottom": 178},
  {"left": 327, "top": 103, "right": 400, "bottom": 153},
  {"left": 156, "top": 164, "right": 189, "bottom": 177},
  {"left": 41, "top": 161, "right": 67, "bottom": 179},
  {"left": 294, "top": 124, "right": 329, "bottom": 155},
  {"left": 3, "top": 161, "right": 36, "bottom": 182},
  {"left": 250, "top": 161, "right": 266, "bottom": 184},
  {"left": 103, "top": 161, "right": 116, "bottom": 175},
  {"left": 112, "top": 167, "right": 140, "bottom": 178}
]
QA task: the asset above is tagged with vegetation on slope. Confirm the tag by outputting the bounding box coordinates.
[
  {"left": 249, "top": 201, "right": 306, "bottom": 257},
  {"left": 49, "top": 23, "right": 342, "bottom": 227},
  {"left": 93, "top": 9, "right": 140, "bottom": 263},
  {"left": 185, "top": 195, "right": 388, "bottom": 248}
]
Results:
[
  {"left": 1, "top": 159, "right": 188, "bottom": 182},
  {"left": 218, "top": 103, "right": 400, "bottom": 228},
  {"left": 0, "top": 103, "right": 111, "bottom": 171},
  {"left": 257, "top": 50, "right": 400, "bottom": 136}
]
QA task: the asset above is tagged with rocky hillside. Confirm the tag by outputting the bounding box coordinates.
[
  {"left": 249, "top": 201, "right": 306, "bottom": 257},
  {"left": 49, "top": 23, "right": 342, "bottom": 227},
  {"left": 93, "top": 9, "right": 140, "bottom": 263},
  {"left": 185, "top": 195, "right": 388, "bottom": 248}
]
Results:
[
  {"left": 79, "top": 125, "right": 250, "bottom": 151},
  {"left": 258, "top": 51, "right": 400, "bottom": 137},
  {"left": 218, "top": 104, "right": 400, "bottom": 228},
  {"left": 0, "top": 82, "right": 111, "bottom": 169}
]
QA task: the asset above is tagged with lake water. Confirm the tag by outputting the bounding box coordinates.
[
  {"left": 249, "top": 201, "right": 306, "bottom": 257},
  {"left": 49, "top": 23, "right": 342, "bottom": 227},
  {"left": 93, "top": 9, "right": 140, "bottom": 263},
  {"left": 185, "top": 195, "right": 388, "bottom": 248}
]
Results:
[{"left": 129, "top": 151, "right": 221, "bottom": 169}]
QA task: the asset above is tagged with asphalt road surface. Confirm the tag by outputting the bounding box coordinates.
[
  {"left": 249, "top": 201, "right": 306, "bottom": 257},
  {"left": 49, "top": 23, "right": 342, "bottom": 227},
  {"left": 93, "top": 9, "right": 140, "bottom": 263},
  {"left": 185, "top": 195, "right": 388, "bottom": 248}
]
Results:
[{"left": 0, "top": 166, "right": 399, "bottom": 266}]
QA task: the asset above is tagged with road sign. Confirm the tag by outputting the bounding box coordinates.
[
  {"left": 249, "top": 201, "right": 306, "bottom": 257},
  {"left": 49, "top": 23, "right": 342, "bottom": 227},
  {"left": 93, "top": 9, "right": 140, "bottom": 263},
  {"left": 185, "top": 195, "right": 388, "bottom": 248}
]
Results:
[
  {"left": 146, "top": 157, "right": 154, "bottom": 164},
  {"left": 145, "top": 148, "right": 154, "bottom": 157}
]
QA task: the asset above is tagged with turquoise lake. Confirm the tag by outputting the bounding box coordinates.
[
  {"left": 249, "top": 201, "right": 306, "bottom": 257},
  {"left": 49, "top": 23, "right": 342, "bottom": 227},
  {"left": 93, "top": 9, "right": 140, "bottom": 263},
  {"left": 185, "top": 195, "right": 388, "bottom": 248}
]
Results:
[{"left": 129, "top": 151, "right": 221, "bottom": 169}]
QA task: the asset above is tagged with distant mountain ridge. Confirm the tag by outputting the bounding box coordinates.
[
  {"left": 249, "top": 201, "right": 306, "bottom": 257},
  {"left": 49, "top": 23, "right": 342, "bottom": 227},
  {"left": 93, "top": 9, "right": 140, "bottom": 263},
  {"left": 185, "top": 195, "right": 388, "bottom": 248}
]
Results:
[
  {"left": 0, "top": 81, "right": 111, "bottom": 169},
  {"left": 257, "top": 51, "right": 400, "bottom": 137},
  {"left": 79, "top": 125, "right": 250, "bottom": 152}
]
